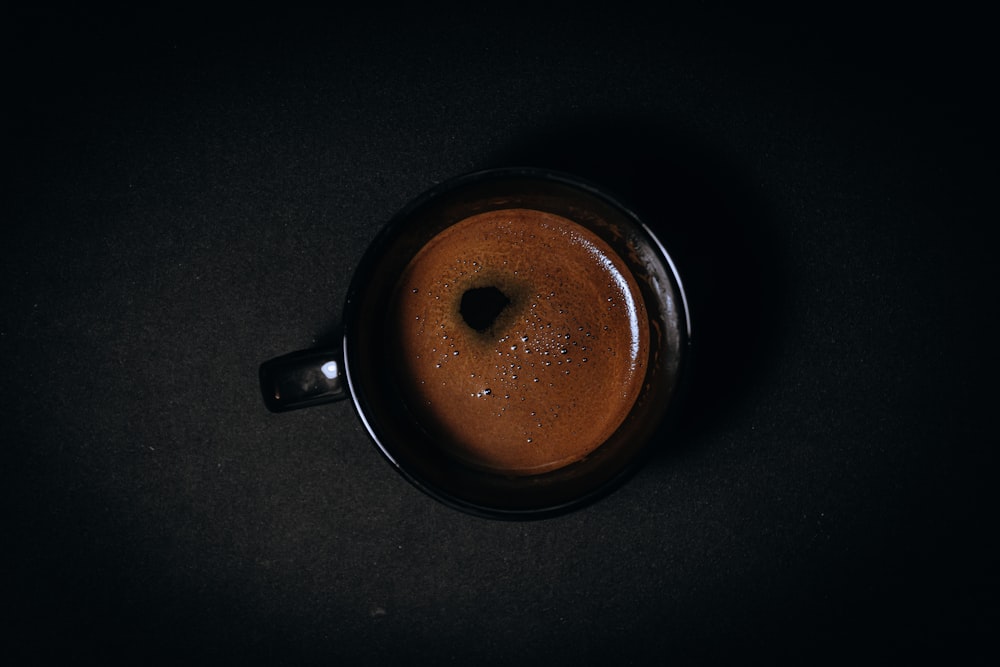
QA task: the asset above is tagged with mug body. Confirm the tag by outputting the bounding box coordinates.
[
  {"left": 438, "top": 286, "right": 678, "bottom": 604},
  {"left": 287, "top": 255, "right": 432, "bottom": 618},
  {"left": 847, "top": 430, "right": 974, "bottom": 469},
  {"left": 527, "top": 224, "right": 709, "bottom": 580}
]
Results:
[{"left": 341, "top": 168, "right": 690, "bottom": 518}]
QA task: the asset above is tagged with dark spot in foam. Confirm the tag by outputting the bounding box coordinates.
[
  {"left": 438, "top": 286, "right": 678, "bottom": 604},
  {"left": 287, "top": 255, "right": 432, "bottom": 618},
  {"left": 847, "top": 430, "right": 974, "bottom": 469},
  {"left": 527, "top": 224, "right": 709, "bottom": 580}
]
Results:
[{"left": 460, "top": 286, "right": 510, "bottom": 332}]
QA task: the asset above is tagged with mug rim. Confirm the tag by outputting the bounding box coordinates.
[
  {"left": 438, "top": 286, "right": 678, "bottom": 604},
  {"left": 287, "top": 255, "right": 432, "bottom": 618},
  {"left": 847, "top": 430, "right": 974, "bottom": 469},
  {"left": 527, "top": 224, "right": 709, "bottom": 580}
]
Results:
[{"left": 342, "top": 167, "right": 691, "bottom": 519}]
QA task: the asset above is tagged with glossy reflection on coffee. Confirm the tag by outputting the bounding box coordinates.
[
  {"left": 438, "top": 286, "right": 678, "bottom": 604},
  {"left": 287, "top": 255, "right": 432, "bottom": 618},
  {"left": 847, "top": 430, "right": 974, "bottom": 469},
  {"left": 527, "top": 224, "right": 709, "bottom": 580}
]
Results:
[{"left": 391, "top": 208, "right": 649, "bottom": 475}]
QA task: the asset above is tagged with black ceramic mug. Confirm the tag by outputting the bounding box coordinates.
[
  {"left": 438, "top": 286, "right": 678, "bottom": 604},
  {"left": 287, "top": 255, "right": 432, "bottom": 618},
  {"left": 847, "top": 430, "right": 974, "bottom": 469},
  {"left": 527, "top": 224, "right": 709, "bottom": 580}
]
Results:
[{"left": 259, "top": 168, "right": 690, "bottom": 518}]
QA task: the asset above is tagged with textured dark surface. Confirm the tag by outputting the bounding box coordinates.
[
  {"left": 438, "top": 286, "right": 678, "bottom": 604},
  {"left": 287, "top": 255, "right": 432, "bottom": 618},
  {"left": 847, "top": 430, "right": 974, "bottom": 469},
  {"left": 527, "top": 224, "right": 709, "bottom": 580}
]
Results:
[{"left": 4, "top": 8, "right": 995, "bottom": 665}]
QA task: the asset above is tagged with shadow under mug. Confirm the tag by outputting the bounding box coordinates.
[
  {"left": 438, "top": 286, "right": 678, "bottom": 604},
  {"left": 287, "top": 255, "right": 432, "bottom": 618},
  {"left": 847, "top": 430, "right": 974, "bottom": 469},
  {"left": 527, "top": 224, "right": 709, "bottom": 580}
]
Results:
[{"left": 259, "top": 168, "right": 691, "bottom": 519}]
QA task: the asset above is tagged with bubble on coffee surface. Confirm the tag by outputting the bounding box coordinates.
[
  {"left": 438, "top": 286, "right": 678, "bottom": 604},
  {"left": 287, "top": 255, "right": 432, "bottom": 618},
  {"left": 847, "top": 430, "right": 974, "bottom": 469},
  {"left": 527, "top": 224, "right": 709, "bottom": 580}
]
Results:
[{"left": 390, "top": 208, "right": 649, "bottom": 476}]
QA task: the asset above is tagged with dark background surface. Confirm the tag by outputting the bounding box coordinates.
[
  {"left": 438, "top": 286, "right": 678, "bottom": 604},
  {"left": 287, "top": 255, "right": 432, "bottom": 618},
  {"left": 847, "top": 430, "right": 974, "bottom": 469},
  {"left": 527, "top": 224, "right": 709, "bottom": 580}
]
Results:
[{"left": 4, "top": 7, "right": 996, "bottom": 665}]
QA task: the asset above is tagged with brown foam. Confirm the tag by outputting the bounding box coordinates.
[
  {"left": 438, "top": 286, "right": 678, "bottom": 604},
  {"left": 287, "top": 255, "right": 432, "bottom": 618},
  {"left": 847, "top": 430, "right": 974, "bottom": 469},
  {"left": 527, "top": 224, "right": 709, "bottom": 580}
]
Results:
[{"left": 390, "top": 208, "right": 649, "bottom": 475}]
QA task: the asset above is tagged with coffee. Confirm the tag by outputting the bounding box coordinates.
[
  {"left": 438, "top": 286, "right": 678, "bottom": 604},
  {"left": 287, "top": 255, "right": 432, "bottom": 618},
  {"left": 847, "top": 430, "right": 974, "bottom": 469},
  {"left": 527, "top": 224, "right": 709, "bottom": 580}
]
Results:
[{"left": 390, "top": 208, "right": 649, "bottom": 475}]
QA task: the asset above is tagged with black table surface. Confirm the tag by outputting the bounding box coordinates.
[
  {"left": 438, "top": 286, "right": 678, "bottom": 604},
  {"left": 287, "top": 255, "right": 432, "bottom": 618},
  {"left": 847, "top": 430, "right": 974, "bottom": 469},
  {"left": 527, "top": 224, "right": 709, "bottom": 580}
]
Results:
[{"left": 5, "top": 8, "right": 995, "bottom": 665}]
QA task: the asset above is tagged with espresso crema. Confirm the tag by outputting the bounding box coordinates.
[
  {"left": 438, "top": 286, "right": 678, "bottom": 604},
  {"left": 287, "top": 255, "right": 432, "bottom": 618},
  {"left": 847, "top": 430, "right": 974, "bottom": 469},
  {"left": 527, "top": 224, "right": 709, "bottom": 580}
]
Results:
[{"left": 390, "top": 208, "right": 648, "bottom": 475}]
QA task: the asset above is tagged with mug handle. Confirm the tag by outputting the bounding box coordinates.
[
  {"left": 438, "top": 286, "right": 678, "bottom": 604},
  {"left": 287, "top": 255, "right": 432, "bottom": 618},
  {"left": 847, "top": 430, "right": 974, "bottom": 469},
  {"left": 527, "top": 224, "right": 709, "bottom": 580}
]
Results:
[{"left": 259, "top": 347, "right": 348, "bottom": 412}]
